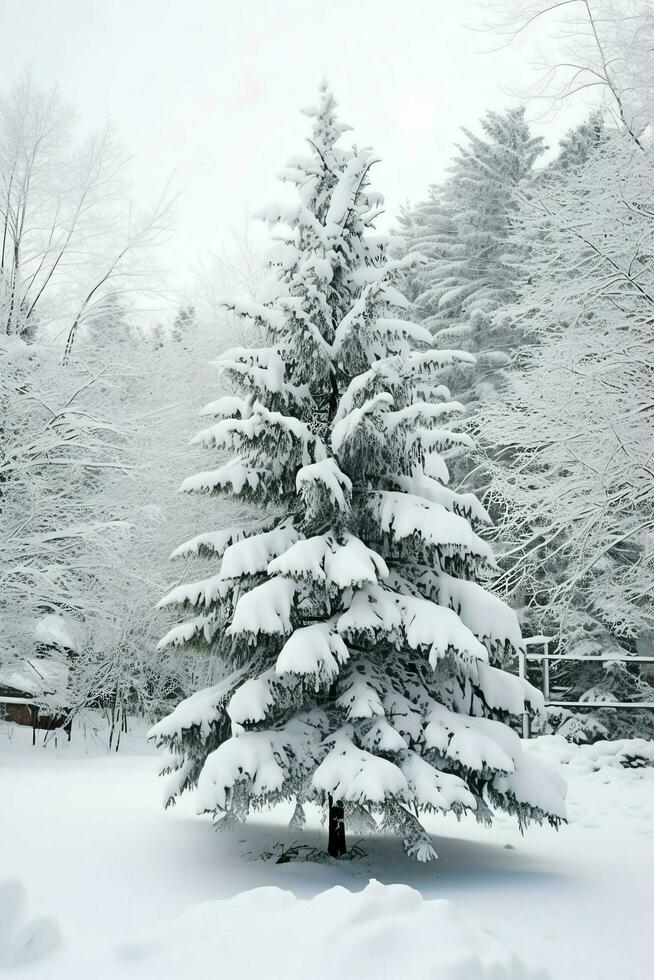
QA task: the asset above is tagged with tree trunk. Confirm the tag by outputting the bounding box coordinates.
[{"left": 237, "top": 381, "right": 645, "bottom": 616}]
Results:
[{"left": 327, "top": 795, "right": 347, "bottom": 858}]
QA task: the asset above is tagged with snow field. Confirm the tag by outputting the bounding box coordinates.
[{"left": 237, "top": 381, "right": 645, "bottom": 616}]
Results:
[{"left": 2, "top": 723, "right": 654, "bottom": 979}]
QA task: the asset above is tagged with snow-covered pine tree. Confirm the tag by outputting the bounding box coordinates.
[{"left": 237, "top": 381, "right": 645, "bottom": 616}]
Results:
[
  {"left": 547, "top": 110, "right": 605, "bottom": 176},
  {"left": 171, "top": 303, "right": 198, "bottom": 347},
  {"left": 401, "top": 107, "right": 544, "bottom": 406},
  {"left": 149, "top": 84, "right": 565, "bottom": 861}
]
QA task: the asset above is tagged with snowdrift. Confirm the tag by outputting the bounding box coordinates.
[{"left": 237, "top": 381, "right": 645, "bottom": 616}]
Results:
[{"left": 119, "top": 879, "right": 546, "bottom": 980}]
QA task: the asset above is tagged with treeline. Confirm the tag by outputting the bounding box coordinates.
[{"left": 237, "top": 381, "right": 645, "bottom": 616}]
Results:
[
  {"left": 398, "top": 2, "right": 654, "bottom": 739},
  {"left": 0, "top": 77, "right": 252, "bottom": 740}
]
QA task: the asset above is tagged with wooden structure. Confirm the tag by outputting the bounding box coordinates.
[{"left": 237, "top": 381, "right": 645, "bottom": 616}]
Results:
[{"left": 0, "top": 689, "right": 72, "bottom": 744}]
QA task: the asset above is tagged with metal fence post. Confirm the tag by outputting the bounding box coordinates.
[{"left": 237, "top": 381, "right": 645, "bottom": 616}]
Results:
[
  {"left": 542, "top": 640, "right": 550, "bottom": 704},
  {"left": 518, "top": 648, "right": 531, "bottom": 740}
]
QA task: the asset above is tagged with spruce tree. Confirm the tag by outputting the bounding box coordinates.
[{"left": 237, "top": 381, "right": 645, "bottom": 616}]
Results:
[
  {"left": 548, "top": 110, "right": 605, "bottom": 175},
  {"left": 171, "top": 304, "right": 198, "bottom": 347},
  {"left": 149, "top": 85, "right": 565, "bottom": 861},
  {"left": 402, "top": 107, "right": 544, "bottom": 405}
]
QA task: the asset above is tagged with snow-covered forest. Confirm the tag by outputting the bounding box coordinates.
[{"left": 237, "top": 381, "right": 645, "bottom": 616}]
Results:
[{"left": 2, "top": 2, "right": 654, "bottom": 978}]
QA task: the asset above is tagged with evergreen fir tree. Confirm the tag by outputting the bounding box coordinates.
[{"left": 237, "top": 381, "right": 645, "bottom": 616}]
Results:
[
  {"left": 548, "top": 110, "right": 606, "bottom": 176},
  {"left": 402, "top": 107, "right": 544, "bottom": 405},
  {"left": 171, "top": 304, "right": 198, "bottom": 346},
  {"left": 149, "top": 85, "right": 565, "bottom": 861}
]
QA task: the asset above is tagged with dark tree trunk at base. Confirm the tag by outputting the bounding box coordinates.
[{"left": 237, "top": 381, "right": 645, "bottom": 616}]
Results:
[{"left": 328, "top": 796, "right": 347, "bottom": 857}]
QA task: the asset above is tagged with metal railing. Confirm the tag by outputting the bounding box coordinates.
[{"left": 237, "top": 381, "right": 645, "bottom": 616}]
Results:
[{"left": 518, "top": 636, "right": 654, "bottom": 738}]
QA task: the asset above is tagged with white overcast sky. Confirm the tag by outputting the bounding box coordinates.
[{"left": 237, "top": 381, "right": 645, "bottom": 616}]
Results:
[{"left": 0, "top": 0, "right": 586, "bottom": 293}]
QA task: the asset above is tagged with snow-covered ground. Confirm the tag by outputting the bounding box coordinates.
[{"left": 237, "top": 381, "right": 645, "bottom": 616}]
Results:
[{"left": 2, "top": 721, "right": 653, "bottom": 979}]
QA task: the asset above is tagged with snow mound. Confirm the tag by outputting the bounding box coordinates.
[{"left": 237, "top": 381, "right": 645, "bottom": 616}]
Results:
[
  {"left": 527, "top": 735, "right": 654, "bottom": 774},
  {"left": 119, "top": 879, "right": 546, "bottom": 980},
  {"left": 0, "top": 880, "right": 60, "bottom": 969},
  {"left": 34, "top": 613, "right": 78, "bottom": 651}
]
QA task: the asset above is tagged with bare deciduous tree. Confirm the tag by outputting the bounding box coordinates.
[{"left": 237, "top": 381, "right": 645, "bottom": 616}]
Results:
[
  {"left": 0, "top": 73, "right": 175, "bottom": 355},
  {"left": 482, "top": 1, "right": 654, "bottom": 147}
]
